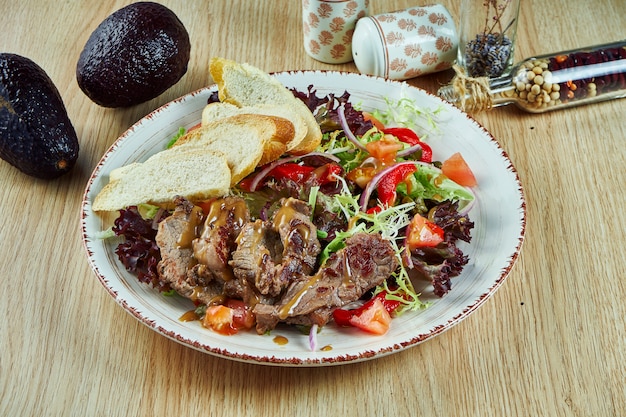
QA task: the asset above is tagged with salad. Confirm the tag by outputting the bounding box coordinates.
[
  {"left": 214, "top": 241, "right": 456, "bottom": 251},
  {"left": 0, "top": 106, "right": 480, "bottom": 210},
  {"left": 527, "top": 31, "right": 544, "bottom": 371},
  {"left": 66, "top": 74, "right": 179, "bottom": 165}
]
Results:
[{"left": 107, "top": 87, "right": 476, "bottom": 346}]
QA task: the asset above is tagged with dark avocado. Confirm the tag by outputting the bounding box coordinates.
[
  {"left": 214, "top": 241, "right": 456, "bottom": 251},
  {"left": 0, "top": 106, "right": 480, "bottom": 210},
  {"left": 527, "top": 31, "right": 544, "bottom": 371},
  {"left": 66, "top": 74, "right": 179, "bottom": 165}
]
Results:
[
  {"left": 0, "top": 53, "right": 79, "bottom": 179},
  {"left": 76, "top": 2, "right": 191, "bottom": 108}
]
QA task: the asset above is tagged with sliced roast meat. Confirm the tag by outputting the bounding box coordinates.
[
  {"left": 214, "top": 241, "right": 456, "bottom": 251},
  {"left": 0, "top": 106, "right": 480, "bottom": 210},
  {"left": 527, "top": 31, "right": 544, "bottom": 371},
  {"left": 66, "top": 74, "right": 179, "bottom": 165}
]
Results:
[
  {"left": 230, "top": 198, "right": 321, "bottom": 299},
  {"left": 273, "top": 198, "right": 321, "bottom": 274},
  {"left": 156, "top": 196, "right": 249, "bottom": 306},
  {"left": 156, "top": 196, "right": 222, "bottom": 304},
  {"left": 228, "top": 219, "right": 285, "bottom": 301},
  {"left": 252, "top": 232, "right": 398, "bottom": 334},
  {"left": 192, "top": 196, "right": 249, "bottom": 282},
  {"left": 156, "top": 196, "right": 399, "bottom": 335}
]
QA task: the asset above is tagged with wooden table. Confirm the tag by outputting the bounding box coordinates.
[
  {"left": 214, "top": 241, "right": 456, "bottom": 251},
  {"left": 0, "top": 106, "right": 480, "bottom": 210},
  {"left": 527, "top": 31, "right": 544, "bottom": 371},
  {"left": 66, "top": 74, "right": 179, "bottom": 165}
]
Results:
[{"left": 1, "top": 1, "right": 625, "bottom": 415}]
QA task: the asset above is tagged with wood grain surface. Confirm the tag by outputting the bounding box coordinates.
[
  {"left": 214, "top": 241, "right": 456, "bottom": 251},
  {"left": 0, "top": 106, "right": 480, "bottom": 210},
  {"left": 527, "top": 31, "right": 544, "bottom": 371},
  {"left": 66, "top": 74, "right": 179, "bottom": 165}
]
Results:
[{"left": 1, "top": 1, "right": 625, "bottom": 416}]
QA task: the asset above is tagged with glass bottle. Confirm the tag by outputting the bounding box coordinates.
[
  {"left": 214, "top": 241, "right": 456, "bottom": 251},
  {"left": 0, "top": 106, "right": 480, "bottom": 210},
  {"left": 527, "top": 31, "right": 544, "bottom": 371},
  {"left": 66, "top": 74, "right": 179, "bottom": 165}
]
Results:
[
  {"left": 457, "top": 0, "right": 521, "bottom": 78},
  {"left": 438, "top": 40, "right": 626, "bottom": 113}
]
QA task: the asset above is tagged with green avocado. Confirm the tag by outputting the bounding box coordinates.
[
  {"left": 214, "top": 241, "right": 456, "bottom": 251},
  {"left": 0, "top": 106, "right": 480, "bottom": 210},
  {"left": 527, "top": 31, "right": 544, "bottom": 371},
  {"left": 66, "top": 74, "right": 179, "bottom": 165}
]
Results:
[
  {"left": 76, "top": 2, "right": 191, "bottom": 108},
  {"left": 0, "top": 53, "right": 79, "bottom": 179}
]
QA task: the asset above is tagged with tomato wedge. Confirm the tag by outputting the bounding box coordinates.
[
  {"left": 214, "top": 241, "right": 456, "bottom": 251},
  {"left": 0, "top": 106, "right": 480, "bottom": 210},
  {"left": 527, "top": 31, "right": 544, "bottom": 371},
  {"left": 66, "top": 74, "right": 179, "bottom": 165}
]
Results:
[
  {"left": 203, "top": 305, "right": 237, "bottom": 335},
  {"left": 406, "top": 213, "right": 444, "bottom": 249},
  {"left": 333, "top": 298, "right": 392, "bottom": 335},
  {"left": 332, "top": 290, "right": 402, "bottom": 335},
  {"left": 365, "top": 136, "right": 403, "bottom": 164},
  {"left": 348, "top": 299, "right": 391, "bottom": 335},
  {"left": 225, "top": 299, "right": 255, "bottom": 331},
  {"left": 202, "top": 300, "right": 255, "bottom": 335},
  {"left": 441, "top": 152, "right": 477, "bottom": 187}
]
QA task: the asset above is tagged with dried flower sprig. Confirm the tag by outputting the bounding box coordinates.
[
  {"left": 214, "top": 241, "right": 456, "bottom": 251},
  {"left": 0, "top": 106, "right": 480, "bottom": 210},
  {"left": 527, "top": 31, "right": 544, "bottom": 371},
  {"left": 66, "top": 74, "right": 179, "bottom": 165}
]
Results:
[
  {"left": 482, "top": 0, "right": 513, "bottom": 35},
  {"left": 463, "top": 0, "right": 518, "bottom": 77}
]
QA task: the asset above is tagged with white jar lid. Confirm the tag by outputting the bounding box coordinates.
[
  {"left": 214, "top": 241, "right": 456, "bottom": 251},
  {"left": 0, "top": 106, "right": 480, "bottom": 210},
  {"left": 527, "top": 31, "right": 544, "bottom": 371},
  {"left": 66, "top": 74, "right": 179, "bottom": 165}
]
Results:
[{"left": 351, "top": 17, "right": 386, "bottom": 78}]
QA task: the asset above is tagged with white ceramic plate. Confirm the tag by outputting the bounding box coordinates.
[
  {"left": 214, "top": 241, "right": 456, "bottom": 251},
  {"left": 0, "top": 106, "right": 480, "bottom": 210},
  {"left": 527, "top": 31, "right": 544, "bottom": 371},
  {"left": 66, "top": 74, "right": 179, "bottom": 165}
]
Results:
[{"left": 81, "top": 71, "right": 526, "bottom": 366}]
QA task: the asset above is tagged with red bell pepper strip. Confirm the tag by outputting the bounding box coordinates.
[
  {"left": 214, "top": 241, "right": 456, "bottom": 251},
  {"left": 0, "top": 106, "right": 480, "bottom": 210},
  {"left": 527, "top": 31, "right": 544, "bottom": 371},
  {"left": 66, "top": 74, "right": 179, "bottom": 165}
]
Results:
[
  {"left": 382, "top": 127, "right": 420, "bottom": 145},
  {"left": 369, "top": 163, "right": 417, "bottom": 213},
  {"left": 416, "top": 142, "right": 432, "bottom": 163},
  {"left": 268, "top": 163, "right": 315, "bottom": 182},
  {"left": 239, "top": 162, "right": 341, "bottom": 191},
  {"left": 383, "top": 127, "right": 432, "bottom": 163}
]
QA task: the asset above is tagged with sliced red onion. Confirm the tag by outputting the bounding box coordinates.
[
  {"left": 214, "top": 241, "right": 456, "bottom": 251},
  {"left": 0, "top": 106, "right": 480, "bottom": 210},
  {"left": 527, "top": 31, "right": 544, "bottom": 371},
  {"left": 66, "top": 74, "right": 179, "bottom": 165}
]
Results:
[
  {"left": 298, "top": 151, "right": 341, "bottom": 164},
  {"left": 396, "top": 142, "right": 423, "bottom": 158},
  {"left": 337, "top": 105, "right": 367, "bottom": 151},
  {"left": 247, "top": 152, "right": 340, "bottom": 192},
  {"left": 359, "top": 161, "right": 421, "bottom": 211},
  {"left": 309, "top": 324, "right": 318, "bottom": 351},
  {"left": 359, "top": 156, "right": 379, "bottom": 168}
]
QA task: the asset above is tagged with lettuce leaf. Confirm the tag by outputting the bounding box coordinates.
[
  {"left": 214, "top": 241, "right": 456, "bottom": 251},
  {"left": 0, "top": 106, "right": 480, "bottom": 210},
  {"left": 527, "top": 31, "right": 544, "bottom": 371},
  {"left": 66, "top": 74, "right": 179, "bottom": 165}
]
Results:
[{"left": 397, "top": 164, "right": 474, "bottom": 211}]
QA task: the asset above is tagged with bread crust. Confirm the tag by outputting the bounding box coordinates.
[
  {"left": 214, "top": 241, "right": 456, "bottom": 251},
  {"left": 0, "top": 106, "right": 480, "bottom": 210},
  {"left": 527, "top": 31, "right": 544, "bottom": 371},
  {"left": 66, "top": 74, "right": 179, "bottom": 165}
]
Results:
[
  {"left": 92, "top": 148, "right": 231, "bottom": 211},
  {"left": 173, "top": 113, "right": 293, "bottom": 181},
  {"left": 209, "top": 57, "right": 322, "bottom": 154},
  {"left": 201, "top": 102, "right": 307, "bottom": 152}
]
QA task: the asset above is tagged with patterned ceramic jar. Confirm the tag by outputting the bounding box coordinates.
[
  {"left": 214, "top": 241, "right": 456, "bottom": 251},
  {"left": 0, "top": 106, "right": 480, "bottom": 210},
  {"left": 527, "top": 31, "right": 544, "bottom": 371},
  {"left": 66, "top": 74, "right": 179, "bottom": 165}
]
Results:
[
  {"left": 302, "top": 0, "right": 369, "bottom": 64},
  {"left": 352, "top": 5, "right": 458, "bottom": 80}
]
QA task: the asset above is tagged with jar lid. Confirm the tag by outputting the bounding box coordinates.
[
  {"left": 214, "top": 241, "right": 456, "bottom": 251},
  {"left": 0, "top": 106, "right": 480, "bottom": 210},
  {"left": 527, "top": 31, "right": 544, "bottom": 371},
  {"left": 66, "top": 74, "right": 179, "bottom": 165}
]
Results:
[{"left": 352, "top": 17, "right": 386, "bottom": 78}]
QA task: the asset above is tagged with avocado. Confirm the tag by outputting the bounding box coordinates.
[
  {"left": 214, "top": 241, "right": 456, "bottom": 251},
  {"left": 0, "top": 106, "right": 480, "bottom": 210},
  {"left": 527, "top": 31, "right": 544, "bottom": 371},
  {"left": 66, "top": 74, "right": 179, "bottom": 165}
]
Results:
[
  {"left": 76, "top": 2, "right": 191, "bottom": 108},
  {"left": 0, "top": 53, "right": 79, "bottom": 179}
]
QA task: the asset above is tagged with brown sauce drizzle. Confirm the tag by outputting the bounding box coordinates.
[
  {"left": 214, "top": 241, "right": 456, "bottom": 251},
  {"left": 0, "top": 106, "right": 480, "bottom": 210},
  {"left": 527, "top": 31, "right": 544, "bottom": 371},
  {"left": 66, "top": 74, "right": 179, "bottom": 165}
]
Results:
[
  {"left": 342, "top": 255, "right": 354, "bottom": 287},
  {"left": 179, "top": 310, "right": 200, "bottom": 322},
  {"left": 205, "top": 198, "right": 248, "bottom": 229},
  {"left": 176, "top": 205, "right": 204, "bottom": 248},
  {"left": 273, "top": 335, "right": 289, "bottom": 345},
  {"left": 274, "top": 200, "right": 310, "bottom": 243}
]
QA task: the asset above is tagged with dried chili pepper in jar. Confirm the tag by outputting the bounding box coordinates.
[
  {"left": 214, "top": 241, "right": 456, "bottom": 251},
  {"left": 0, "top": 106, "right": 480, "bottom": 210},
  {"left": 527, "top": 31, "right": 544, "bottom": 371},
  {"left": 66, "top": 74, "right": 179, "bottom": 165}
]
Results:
[{"left": 438, "top": 40, "right": 626, "bottom": 113}]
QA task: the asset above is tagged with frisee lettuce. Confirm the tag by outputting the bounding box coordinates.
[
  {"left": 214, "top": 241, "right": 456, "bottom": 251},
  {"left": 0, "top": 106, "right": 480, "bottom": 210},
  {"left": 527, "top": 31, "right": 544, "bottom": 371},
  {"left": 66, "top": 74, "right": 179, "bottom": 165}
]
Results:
[{"left": 371, "top": 96, "right": 445, "bottom": 141}]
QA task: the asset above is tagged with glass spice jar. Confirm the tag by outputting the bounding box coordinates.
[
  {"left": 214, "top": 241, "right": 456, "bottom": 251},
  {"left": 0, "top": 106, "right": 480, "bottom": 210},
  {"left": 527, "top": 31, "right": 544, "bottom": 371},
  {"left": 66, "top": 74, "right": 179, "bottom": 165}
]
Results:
[
  {"left": 457, "top": 0, "right": 521, "bottom": 78},
  {"left": 438, "top": 40, "right": 626, "bottom": 113}
]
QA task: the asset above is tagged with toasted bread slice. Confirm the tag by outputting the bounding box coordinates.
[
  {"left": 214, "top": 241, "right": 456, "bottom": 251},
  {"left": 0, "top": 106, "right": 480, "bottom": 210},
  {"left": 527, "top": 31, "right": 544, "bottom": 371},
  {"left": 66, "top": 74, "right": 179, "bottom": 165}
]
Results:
[
  {"left": 209, "top": 57, "right": 322, "bottom": 154},
  {"left": 92, "top": 148, "right": 231, "bottom": 212},
  {"left": 173, "top": 113, "right": 294, "bottom": 182},
  {"left": 201, "top": 102, "right": 308, "bottom": 152}
]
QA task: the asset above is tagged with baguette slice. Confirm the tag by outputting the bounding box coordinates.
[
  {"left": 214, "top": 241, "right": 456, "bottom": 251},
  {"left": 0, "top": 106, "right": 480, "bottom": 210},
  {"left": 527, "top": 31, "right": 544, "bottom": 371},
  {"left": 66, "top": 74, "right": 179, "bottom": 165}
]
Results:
[
  {"left": 209, "top": 57, "right": 322, "bottom": 154},
  {"left": 173, "top": 113, "right": 294, "bottom": 182},
  {"left": 92, "top": 148, "right": 231, "bottom": 212},
  {"left": 201, "top": 102, "right": 308, "bottom": 153}
]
